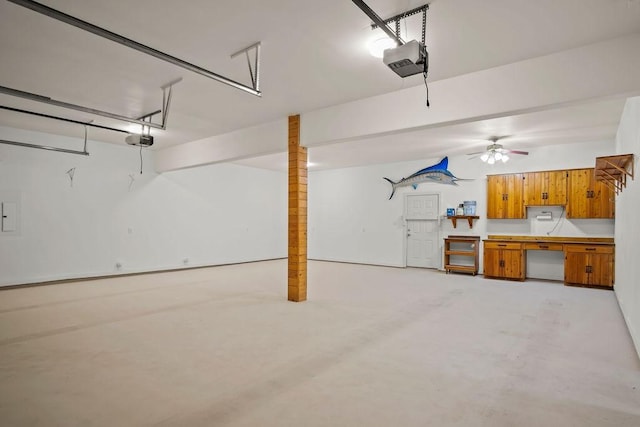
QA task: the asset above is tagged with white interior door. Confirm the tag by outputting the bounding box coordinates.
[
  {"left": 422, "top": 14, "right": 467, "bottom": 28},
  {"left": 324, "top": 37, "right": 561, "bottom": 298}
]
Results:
[{"left": 405, "top": 194, "right": 440, "bottom": 268}]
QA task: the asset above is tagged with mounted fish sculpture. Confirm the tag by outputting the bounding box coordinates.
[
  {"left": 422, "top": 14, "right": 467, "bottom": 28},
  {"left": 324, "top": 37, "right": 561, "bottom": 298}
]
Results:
[{"left": 383, "top": 157, "right": 471, "bottom": 199}]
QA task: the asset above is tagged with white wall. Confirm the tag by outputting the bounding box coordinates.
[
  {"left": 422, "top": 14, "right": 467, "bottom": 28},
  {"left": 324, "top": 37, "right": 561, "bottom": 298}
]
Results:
[
  {"left": 0, "top": 126, "right": 287, "bottom": 286},
  {"left": 614, "top": 96, "right": 640, "bottom": 357},
  {"left": 309, "top": 139, "right": 616, "bottom": 279}
]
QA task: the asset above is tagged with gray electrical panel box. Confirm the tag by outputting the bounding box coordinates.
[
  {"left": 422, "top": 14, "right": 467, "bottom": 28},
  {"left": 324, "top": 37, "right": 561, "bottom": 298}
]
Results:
[{"left": 1, "top": 201, "right": 17, "bottom": 232}]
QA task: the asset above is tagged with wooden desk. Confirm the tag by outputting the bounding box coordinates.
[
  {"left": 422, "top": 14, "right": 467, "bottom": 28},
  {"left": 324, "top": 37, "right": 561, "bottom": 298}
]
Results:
[{"left": 483, "top": 235, "right": 614, "bottom": 289}]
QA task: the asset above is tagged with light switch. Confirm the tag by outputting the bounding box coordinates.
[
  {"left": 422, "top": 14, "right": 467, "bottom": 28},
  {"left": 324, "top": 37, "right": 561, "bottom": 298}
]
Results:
[{"left": 1, "top": 202, "right": 17, "bottom": 232}]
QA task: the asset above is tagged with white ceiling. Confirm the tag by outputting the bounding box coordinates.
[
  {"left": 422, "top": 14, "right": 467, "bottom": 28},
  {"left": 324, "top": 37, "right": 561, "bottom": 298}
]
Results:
[{"left": 1, "top": 0, "right": 640, "bottom": 170}]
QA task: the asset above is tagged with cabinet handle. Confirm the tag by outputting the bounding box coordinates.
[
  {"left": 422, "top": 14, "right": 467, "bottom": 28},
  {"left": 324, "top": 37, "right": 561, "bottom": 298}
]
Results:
[
  {"left": 499, "top": 260, "right": 505, "bottom": 267},
  {"left": 585, "top": 265, "right": 593, "bottom": 273},
  {"left": 539, "top": 245, "right": 549, "bottom": 249},
  {"left": 585, "top": 248, "right": 596, "bottom": 251},
  {"left": 497, "top": 244, "right": 507, "bottom": 247}
]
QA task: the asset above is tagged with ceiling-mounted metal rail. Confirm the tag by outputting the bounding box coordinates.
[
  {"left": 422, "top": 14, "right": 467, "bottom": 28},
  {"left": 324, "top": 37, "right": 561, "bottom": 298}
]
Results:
[
  {"left": 0, "top": 139, "right": 89, "bottom": 156},
  {"left": 370, "top": 4, "right": 429, "bottom": 29},
  {"left": 0, "top": 80, "right": 179, "bottom": 130},
  {"left": 370, "top": 4, "right": 429, "bottom": 46},
  {"left": 0, "top": 105, "right": 129, "bottom": 134},
  {"left": 7, "top": 0, "right": 262, "bottom": 97},
  {"left": 351, "top": 0, "right": 405, "bottom": 46}
]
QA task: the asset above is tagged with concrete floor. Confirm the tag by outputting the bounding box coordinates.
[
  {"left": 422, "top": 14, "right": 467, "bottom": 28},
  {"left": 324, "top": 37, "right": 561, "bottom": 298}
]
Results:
[{"left": 0, "top": 260, "right": 639, "bottom": 426}]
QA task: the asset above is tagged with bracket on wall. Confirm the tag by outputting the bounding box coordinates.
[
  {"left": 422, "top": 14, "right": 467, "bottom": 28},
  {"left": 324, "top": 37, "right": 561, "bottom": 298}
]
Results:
[
  {"left": 447, "top": 215, "right": 480, "bottom": 229},
  {"left": 594, "top": 154, "right": 635, "bottom": 194}
]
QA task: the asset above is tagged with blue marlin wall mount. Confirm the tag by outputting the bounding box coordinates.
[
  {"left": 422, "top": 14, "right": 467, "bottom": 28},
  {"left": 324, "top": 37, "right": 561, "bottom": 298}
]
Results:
[{"left": 383, "top": 157, "right": 472, "bottom": 199}]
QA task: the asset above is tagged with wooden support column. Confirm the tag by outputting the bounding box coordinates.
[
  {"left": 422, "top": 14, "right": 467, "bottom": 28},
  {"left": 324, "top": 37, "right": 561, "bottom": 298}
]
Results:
[{"left": 288, "top": 114, "right": 307, "bottom": 302}]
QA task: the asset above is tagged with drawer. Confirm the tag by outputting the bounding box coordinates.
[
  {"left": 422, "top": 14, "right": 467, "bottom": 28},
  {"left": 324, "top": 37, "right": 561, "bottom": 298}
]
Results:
[
  {"left": 484, "top": 241, "right": 522, "bottom": 250},
  {"left": 564, "top": 244, "right": 614, "bottom": 254},
  {"left": 523, "top": 242, "right": 564, "bottom": 251}
]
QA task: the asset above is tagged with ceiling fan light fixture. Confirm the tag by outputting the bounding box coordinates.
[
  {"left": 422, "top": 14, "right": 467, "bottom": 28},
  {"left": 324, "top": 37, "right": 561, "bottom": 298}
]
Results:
[{"left": 468, "top": 137, "right": 525, "bottom": 163}]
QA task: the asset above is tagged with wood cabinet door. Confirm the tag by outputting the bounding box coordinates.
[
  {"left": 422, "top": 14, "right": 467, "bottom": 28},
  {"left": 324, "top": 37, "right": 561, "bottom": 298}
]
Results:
[
  {"left": 591, "top": 179, "right": 615, "bottom": 219},
  {"left": 487, "top": 174, "right": 523, "bottom": 219},
  {"left": 590, "top": 253, "right": 614, "bottom": 287},
  {"left": 567, "top": 169, "right": 592, "bottom": 218},
  {"left": 486, "top": 175, "right": 504, "bottom": 219},
  {"left": 546, "top": 170, "right": 568, "bottom": 205},
  {"left": 523, "top": 172, "right": 544, "bottom": 206},
  {"left": 524, "top": 171, "right": 566, "bottom": 206},
  {"left": 567, "top": 168, "right": 615, "bottom": 218},
  {"left": 564, "top": 252, "right": 589, "bottom": 285},
  {"left": 483, "top": 248, "right": 502, "bottom": 277},
  {"left": 502, "top": 249, "right": 524, "bottom": 280},
  {"left": 504, "top": 174, "right": 524, "bottom": 218}
]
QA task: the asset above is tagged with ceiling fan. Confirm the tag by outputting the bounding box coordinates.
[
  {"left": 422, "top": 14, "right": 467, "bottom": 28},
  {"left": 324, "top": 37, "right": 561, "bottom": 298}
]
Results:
[{"left": 467, "top": 136, "right": 528, "bottom": 164}]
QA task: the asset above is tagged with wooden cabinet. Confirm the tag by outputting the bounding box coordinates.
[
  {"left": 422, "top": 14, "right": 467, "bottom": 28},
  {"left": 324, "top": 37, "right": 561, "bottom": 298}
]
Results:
[
  {"left": 484, "top": 236, "right": 614, "bottom": 288},
  {"left": 483, "top": 241, "right": 525, "bottom": 280},
  {"left": 444, "top": 236, "right": 480, "bottom": 275},
  {"left": 487, "top": 174, "right": 524, "bottom": 219},
  {"left": 567, "top": 168, "right": 614, "bottom": 219},
  {"left": 523, "top": 170, "right": 567, "bottom": 206},
  {"left": 564, "top": 244, "right": 614, "bottom": 288}
]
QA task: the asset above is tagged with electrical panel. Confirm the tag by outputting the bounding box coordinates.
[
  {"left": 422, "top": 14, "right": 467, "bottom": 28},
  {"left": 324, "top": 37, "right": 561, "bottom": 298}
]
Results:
[{"left": 1, "top": 202, "right": 17, "bottom": 232}]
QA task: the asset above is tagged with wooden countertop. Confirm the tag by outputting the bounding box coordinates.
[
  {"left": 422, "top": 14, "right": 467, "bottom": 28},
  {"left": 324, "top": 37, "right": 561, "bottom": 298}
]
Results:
[{"left": 485, "top": 235, "right": 614, "bottom": 245}]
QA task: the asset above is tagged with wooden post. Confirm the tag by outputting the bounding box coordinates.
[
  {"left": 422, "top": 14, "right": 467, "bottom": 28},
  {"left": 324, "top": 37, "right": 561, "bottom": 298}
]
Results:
[{"left": 288, "top": 114, "right": 307, "bottom": 302}]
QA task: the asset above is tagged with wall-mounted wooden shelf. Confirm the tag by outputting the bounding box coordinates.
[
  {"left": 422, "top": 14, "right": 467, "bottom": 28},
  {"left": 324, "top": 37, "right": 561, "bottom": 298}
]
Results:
[
  {"left": 446, "top": 215, "right": 479, "bottom": 229},
  {"left": 595, "top": 154, "right": 634, "bottom": 194}
]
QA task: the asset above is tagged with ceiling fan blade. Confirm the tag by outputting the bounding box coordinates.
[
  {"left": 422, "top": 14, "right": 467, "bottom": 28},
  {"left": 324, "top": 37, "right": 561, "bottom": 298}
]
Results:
[
  {"left": 467, "top": 154, "right": 484, "bottom": 160},
  {"left": 466, "top": 151, "right": 486, "bottom": 156},
  {"left": 505, "top": 149, "right": 529, "bottom": 155}
]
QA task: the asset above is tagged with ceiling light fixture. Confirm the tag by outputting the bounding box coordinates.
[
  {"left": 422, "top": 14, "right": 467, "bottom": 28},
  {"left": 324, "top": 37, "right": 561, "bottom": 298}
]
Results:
[
  {"left": 481, "top": 149, "right": 509, "bottom": 164},
  {"left": 368, "top": 37, "right": 396, "bottom": 58},
  {"left": 467, "top": 137, "right": 528, "bottom": 163}
]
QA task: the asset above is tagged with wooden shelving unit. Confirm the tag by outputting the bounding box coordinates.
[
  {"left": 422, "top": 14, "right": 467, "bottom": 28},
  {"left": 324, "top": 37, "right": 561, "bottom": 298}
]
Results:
[
  {"left": 446, "top": 215, "right": 480, "bottom": 229},
  {"left": 444, "top": 235, "right": 480, "bottom": 275},
  {"left": 595, "top": 154, "right": 634, "bottom": 194}
]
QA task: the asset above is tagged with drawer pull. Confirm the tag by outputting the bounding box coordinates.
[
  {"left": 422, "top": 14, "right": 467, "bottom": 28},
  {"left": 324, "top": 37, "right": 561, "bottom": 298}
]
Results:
[
  {"left": 497, "top": 244, "right": 507, "bottom": 247},
  {"left": 585, "top": 248, "right": 596, "bottom": 251},
  {"left": 539, "top": 245, "right": 549, "bottom": 249}
]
